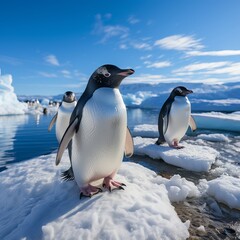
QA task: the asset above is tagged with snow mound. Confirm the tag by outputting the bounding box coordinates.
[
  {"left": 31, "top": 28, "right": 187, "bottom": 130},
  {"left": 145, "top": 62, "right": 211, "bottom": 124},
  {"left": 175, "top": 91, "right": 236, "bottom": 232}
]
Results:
[
  {"left": 0, "top": 75, "right": 27, "bottom": 115},
  {"left": 153, "top": 174, "right": 200, "bottom": 203},
  {"left": 207, "top": 175, "right": 240, "bottom": 210},
  {"left": 134, "top": 137, "right": 219, "bottom": 172},
  {"left": 0, "top": 152, "right": 190, "bottom": 240},
  {"left": 196, "top": 133, "right": 230, "bottom": 142}
]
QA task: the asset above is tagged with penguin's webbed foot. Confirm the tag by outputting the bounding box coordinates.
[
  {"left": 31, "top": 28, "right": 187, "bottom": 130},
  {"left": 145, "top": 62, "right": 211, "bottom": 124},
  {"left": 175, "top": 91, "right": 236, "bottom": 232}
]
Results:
[
  {"left": 102, "top": 177, "right": 126, "bottom": 192},
  {"left": 79, "top": 185, "right": 102, "bottom": 199}
]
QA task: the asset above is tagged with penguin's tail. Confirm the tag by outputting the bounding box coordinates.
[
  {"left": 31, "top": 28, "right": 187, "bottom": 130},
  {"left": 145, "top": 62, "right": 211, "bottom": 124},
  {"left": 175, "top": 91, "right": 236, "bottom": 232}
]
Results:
[{"left": 61, "top": 167, "right": 74, "bottom": 181}]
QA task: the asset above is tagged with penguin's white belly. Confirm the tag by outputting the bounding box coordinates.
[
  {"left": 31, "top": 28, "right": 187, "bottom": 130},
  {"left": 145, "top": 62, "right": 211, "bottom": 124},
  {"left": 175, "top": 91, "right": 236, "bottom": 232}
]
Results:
[
  {"left": 164, "top": 97, "right": 191, "bottom": 144},
  {"left": 72, "top": 88, "right": 127, "bottom": 187},
  {"left": 56, "top": 103, "right": 76, "bottom": 142}
]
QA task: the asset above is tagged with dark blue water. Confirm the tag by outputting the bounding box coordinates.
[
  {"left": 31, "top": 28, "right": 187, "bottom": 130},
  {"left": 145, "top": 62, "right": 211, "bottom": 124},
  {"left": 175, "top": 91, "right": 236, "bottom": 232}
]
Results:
[{"left": 0, "top": 108, "right": 160, "bottom": 170}]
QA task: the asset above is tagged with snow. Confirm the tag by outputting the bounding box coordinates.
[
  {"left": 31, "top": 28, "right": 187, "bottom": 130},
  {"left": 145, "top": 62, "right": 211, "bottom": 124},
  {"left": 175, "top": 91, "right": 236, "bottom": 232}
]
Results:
[
  {"left": 134, "top": 137, "right": 219, "bottom": 172},
  {"left": 207, "top": 175, "right": 240, "bottom": 210},
  {"left": 196, "top": 133, "right": 230, "bottom": 142},
  {"left": 0, "top": 75, "right": 28, "bottom": 115},
  {"left": 0, "top": 152, "right": 190, "bottom": 240},
  {"left": 192, "top": 112, "right": 240, "bottom": 132}
]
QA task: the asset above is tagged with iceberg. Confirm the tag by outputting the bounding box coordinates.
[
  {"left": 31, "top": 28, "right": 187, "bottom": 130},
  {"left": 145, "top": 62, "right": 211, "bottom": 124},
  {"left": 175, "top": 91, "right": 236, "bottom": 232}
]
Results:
[{"left": 0, "top": 74, "right": 27, "bottom": 115}]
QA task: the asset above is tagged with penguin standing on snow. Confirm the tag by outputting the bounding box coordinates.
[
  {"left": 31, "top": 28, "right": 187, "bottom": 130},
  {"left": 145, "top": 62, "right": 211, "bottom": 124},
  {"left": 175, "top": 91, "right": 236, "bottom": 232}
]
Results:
[
  {"left": 48, "top": 91, "right": 77, "bottom": 142},
  {"left": 156, "top": 86, "right": 196, "bottom": 149},
  {"left": 48, "top": 91, "right": 77, "bottom": 179},
  {"left": 56, "top": 64, "right": 135, "bottom": 198}
]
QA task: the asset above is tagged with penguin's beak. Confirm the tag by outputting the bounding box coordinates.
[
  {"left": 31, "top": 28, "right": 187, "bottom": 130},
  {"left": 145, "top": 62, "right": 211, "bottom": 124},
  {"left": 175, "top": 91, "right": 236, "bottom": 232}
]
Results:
[
  {"left": 186, "top": 89, "right": 193, "bottom": 94},
  {"left": 117, "top": 69, "right": 135, "bottom": 77}
]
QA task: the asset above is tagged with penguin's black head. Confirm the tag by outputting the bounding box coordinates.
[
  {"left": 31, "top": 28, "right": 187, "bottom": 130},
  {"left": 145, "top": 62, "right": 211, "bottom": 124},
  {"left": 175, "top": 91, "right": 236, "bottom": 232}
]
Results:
[
  {"left": 63, "top": 91, "right": 76, "bottom": 103},
  {"left": 89, "top": 64, "right": 135, "bottom": 89},
  {"left": 171, "top": 86, "right": 193, "bottom": 97}
]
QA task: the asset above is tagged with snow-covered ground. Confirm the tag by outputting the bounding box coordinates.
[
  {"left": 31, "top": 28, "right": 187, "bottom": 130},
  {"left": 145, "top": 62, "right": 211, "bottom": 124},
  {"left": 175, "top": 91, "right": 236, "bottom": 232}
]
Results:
[{"left": 0, "top": 152, "right": 192, "bottom": 240}]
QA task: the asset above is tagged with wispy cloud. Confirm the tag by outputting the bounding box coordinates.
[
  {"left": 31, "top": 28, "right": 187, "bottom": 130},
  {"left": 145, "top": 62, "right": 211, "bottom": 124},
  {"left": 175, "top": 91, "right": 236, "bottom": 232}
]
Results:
[
  {"left": 187, "top": 50, "right": 240, "bottom": 57},
  {"left": 93, "top": 14, "right": 129, "bottom": 43},
  {"left": 155, "top": 35, "right": 204, "bottom": 51},
  {"left": 131, "top": 42, "right": 152, "bottom": 50},
  {"left": 0, "top": 55, "right": 22, "bottom": 66},
  {"left": 174, "top": 61, "right": 230, "bottom": 74},
  {"left": 39, "top": 72, "right": 58, "bottom": 78},
  {"left": 140, "top": 55, "right": 152, "bottom": 60},
  {"left": 45, "top": 55, "right": 60, "bottom": 66},
  {"left": 145, "top": 61, "right": 172, "bottom": 68},
  {"left": 61, "top": 70, "right": 72, "bottom": 79},
  {"left": 174, "top": 61, "right": 240, "bottom": 76},
  {"left": 128, "top": 16, "right": 140, "bottom": 25}
]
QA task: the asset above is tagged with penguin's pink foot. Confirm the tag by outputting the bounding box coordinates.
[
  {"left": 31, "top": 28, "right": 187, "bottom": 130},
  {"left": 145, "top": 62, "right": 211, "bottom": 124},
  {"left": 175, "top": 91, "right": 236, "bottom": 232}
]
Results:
[
  {"left": 79, "top": 184, "right": 102, "bottom": 199},
  {"left": 102, "top": 176, "right": 126, "bottom": 192},
  {"left": 170, "top": 140, "right": 184, "bottom": 149}
]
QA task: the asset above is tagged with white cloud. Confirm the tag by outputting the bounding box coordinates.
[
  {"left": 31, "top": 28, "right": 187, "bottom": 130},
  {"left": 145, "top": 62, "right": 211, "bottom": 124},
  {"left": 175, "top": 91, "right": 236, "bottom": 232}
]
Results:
[
  {"left": 155, "top": 35, "right": 204, "bottom": 51},
  {"left": 119, "top": 44, "right": 128, "bottom": 49},
  {"left": 0, "top": 55, "right": 22, "bottom": 66},
  {"left": 173, "top": 61, "right": 240, "bottom": 77},
  {"left": 187, "top": 50, "right": 240, "bottom": 57},
  {"left": 131, "top": 42, "right": 152, "bottom": 50},
  {"left": 174, "top": 61, "right": 230, "bottom": 73},
  {"left": 61, "top": 70, "right": 72, "bottom": 79},
  {"left": 39, "top": 72, "right": 57, "bottom": 78},
  {"left": 93, "top": 14, "right": 129, "bottom": 43},
  {"left": 128, "top": 16, "right": 140, "bottom": 25},
  {"left": 146, "top": 61, "right": 172, "bottom": 68},
  {"left": 140, "top": 55, "right": 152, "bottom": 60},
  {"left": 45, "top": 55, "right": 60, "bottom": 66}
]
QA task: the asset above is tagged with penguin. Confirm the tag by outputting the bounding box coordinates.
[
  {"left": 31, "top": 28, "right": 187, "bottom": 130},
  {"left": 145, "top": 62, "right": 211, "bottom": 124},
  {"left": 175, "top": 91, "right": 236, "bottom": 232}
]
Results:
[
  {"left": 56, "top": 64, "right": 135, "bottom": 198},
  {"left": 48, "top": 91, "right": 77, "bottom": 142},
  {"left": 48, "top": 91, "right": 77, "bottom": 180},
  {"left": 156, "top": 86, "right": 197, "bottom": 149}
]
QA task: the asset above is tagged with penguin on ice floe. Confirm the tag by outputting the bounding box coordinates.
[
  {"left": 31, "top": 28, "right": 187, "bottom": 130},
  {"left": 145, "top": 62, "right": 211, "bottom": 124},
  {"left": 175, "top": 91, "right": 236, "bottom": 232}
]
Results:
[
  {"left": 156, "top": 86, "right": 196, "bottom": 149},
  {"left": 56, "top": 64, "right": 135, "bottom": 198}
]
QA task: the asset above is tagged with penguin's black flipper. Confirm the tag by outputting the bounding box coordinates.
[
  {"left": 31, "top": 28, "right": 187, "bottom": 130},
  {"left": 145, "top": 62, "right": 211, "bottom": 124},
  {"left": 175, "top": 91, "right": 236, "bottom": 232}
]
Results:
[
  {"left": 156, "top": 99, "right": 172, "bottom": 145},
  {"left": 61, "top": 167, "right": 74, "bottom": 181}
]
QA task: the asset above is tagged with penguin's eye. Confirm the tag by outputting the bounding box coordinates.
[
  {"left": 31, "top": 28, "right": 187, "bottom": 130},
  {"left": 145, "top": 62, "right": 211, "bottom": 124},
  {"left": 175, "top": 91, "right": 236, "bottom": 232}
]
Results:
[{"left": 103, "top": 72, "right": 111, "bottom": 77}]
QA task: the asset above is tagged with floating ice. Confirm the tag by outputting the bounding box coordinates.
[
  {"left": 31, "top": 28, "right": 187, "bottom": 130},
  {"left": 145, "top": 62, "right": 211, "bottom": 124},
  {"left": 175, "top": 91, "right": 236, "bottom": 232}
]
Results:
[
  {"left": 133, "top": 124, "right": 158, "bottom": 137},
  {"left": 134, "top": 137, "right": 219, "bottom": 172}
]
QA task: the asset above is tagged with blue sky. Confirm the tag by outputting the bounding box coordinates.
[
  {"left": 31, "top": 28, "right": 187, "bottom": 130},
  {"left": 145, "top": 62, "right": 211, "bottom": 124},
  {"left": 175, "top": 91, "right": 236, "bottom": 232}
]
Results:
[{"left": 1, "top": 0, "right": 240, "bottom": 95}]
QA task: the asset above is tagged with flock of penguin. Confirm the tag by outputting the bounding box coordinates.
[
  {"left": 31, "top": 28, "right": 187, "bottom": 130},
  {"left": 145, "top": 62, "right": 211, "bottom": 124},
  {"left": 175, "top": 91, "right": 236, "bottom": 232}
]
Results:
[{"left": 48, "top": 64, "right": 197, "bottom": 198}]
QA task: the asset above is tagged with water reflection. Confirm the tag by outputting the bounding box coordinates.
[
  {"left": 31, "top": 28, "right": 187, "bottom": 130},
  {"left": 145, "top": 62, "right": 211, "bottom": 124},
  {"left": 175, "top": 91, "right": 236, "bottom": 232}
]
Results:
[
  {"left": 127, "top": 107, "right": 159, "bottom": 129},
  {"left": 0, "top": 115, "right": 29, "bottom": 167}
]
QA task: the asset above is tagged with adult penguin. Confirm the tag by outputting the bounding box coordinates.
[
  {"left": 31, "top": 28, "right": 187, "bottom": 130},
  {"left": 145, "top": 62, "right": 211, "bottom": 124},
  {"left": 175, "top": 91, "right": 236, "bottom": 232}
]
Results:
[
  {"left": 156, "top": 86, "right": 196, "bottom": 148},
  {"left": 48, "top": 91, "right": 77, "bottom": 142},
  {"left": 56, "top": 64, "right": 135, "bottom": 198},
  {"left": 48, "top": 91, "right": 77, "bottom": 180}
]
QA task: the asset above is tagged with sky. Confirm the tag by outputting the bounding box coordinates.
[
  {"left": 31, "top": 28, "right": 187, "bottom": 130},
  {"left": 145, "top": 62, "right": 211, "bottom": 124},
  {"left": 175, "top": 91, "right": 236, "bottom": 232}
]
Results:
[{"left": 1, "top": 0, "right": 240, "bottom": 95}]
